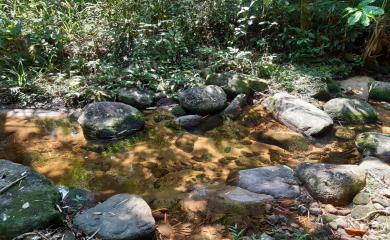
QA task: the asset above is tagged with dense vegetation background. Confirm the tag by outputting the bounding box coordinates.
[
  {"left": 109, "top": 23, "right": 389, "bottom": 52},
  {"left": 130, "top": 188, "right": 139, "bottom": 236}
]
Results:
[{"left": 0, "top": 0, "right": 388, "bottom": 106}]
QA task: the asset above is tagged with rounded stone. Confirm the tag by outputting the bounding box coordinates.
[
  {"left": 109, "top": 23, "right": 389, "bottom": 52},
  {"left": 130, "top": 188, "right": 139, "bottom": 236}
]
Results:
[
  {"left": 118, "top": 88, "right": 154, "bottom": 109},
  {"left": 296, "top": 163, "right": 366, "bottom": 206},
  {"left": 78, "top": 102, "right": 144, "bottom": 140},
  {"left": 179, "top": 85, "right": 227, "bottom": 115},
  {"left": 0, "top": 160, "right": 62, "bottom": 239},
  {"left": 73, "top": 194, "right": 155, "bottom": 240},
  {"left": 323, "top": 98, "right": 378, "bottom": 123}
]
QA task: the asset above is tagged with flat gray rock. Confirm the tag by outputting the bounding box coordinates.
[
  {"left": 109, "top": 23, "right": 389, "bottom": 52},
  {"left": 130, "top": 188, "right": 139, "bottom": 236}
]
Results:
[
  {"left": 118, "top": 89, "right": 154, "bottom": 109},
  {"left": 78, "top": 102, "right": 144, "bottom": 140},
  {"left": 227, "top": 165, "right": 300, "bottom": 199},
  {"left": 265, "top": 93, "right": 333, "bottom": 137},
  {"left": 323, "top": 98, "right": 378, "bottom": 123},
  {"left": 73, "top": 194, "right": 155, "bottom": 240},
  {"left": 181, "top": 186, "right": 272, "bottom": 224},
  {"left": 356, "top": 132, "right": 390, "bottom": 162},
  {"left": 0, "top": 160, "right": 61, "bottom": 239},
  {"left": 179, "top": 85, "right": 227, "bottom": 115},
  {"left": 296, "top": 163, "right": 366, "bottom": 206}
]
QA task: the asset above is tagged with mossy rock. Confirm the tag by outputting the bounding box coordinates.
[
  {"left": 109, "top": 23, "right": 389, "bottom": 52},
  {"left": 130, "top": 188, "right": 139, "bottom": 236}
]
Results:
[
  {"left": 0, "top": 160, "right": 62, "bottom": 240},
  {"left": 355, "top": 132, "right": 390, "bottom": 162},
  {"left": 206, "top": 73, "right": 268, "bottom": 97},
  {"left": 369, "top": 81, "right": 390, "bottom": 102},
  {"left": 78, "top": 101, "right": 145, "bottom": 140},
  {"left": 323, "top": 98, "right": 378, "bottom": 123}
]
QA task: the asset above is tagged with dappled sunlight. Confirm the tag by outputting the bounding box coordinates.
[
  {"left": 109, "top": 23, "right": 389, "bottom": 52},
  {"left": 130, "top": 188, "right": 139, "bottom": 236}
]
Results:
[{"left": 0, "top": 103, "right": 389, "bottom": 207}]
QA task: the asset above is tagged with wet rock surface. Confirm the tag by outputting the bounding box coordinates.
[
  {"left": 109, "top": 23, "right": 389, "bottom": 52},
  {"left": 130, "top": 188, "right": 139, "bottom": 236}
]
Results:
[
  {"left": 179, "top": 85, "right": 227, "bottom": 115},
  {"left": 0, "top": 160, "right": 61, "bottom": 240},
  {"left": 323, "top": 98, "right": 378, "bottom": 123},
  {"left": 73, "top": 193, "right": 155, "bottom": 240},
  {"left": 265, "top": 92, "right": 333, "bottom": 137},
  {"left": 296, "top": 163, "right": 366, "bottom": 206},
  {"left": 78, "top": 101, "right": 144, "bottom": 140},
  {"left": 227, "top": 165, "right": 300, "bottom": 199},
  {"left": 356, "top": 132, "right": 390, "bottom": 162}
]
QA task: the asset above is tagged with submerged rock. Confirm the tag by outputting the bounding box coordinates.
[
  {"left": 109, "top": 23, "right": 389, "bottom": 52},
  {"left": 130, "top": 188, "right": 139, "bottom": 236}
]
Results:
[
  {"left": 0, "top": 160, "right": 62, "bottom": 240},
  {"left": 227, "top": 165, "right": 300, "bottom": 199},
  {"left": 251, "top": 129, "right": 309, "bottom": 151},
  {"left": 179, "top": 85, "right": 227, "bottom": 115},
  {"left": 175, "top": 115, "right": 204, "bottom": 129},
  {"left": 323, "top": 98, "right": 378, "bottom": 123},
  {"left": 62, "top": 188, "right": 97, "bottom": 215},
  {"left": 296, "top": 163, "right": 366, "bottom": 206},
  {"left": 222, "top": 94, "right": 247, "bottom": 120},
  {"left": 73, "top": 193, "right": 155, "bottom": 240},
  {"left": 356, "top": 132, "right": 390, "bottom": 162},
  {"left": 175, "top": 114, "right": 224, "bottom": 132},
  {"left": 369, "top": 81, "right": 390, "bottom": 102},
  {"left": 265, "top": 93, "right": 333, "bottom": 137},
  {"left": 206, "top": 73, "right": 268, "bottom": 97},
  {"left": 181, "top": 186, "right": 272, "bottom": 224},
  {"left": 78, "top": 102, "right": 144, "bottom": 140},
  {"left": 118, "top": 88, "right": 154, "bottom": 109}
]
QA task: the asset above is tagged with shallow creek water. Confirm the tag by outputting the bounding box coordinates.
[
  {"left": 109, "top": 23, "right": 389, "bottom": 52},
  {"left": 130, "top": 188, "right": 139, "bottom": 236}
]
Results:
[{"left": 0, "top": 103, "right": 389, "bottom": 208}]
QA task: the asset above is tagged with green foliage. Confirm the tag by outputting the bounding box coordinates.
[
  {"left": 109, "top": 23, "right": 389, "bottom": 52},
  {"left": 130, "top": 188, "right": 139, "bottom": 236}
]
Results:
[
  {"left": 0, "top": 0, "right": 382, "bottom": 106},
  {"left": 228, "top": 224, "right": 245, "bottom": 240},
  {"left": 345, "top": 0, "right": 385, "bottom": 26}
]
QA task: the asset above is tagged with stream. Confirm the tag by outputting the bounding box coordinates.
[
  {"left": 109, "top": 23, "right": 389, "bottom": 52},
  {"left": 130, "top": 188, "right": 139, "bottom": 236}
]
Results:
[{"left": 0, "top": 102, "right": 389, "bottom": 209}]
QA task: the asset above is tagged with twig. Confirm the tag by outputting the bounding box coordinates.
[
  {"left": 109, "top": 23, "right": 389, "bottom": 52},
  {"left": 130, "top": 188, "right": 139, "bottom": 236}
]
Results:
[
  {"left": 0, "top": 175, "right": 27, "bottom": 194},
  {"left": 86, "top": 228, "right": 100, "bottom": 240},
  {"left": 355, "top": 210, "right": 390, "bottom": 221}
]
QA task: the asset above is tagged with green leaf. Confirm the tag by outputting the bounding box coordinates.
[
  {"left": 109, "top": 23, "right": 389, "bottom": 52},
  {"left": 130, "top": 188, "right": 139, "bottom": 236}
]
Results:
[
  {"left": 360, "top": 14, "right": 370, "bottom": 26},
  {"left": 358, "top": 0, "right": 376, "bottom": 8},
  {"left": 348, "top": 11, "right": 362, "bottom": 26},
  {"left": 362, "top": 6, "right": 384, "bottom": 16},
  {"left": 345, "top": 7, "right": 357, "bottom": 15}
]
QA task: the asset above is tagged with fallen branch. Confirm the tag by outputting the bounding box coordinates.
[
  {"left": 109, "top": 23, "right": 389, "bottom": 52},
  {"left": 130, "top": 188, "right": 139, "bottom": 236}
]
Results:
[
  {"left": 355, "top": 210, "right": 390, "bottom": 221},
  {"left": 0, "top": 175, "right": 27, "bottom": 194}
]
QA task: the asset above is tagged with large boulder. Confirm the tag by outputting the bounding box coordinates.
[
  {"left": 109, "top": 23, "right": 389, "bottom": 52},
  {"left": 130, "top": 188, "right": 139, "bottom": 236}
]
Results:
[
  {"left": 78, "top": 102, "right": 144, "bottom": 140},
  {"left": 265, "top": 92, "right": 333, "bottom": 137},
  {"left": 179, "top": 85, "right": 227, "bottom": 115},
  {"left": 323, "top": 98, "right": 378, "bottom": 123},
  {"left": 296, "top": 163, "right": 366, "bottom": 206},
  {"left": 180, "top": 186, "right": 272, "bottom": 224},
  {"left": 118, "top": 88, "right": 154, "bottom": 109},
  {"left": 369, "top": 81, "right": 390, "bottom": 102},
  {"left": 227, "top": 165, "right": 300, "bottom": 199},
  {"left": 0, "top": 160, "right": 62, "bottom": 240},
  {"left": 206, "top": 73, "right": 268, "bottom": 97},
  {"left": 356, "top": 132, "right": 390, "bottom": 162},
  {"left": 73, "top": 194, "right": 155, "bottom": 240}
]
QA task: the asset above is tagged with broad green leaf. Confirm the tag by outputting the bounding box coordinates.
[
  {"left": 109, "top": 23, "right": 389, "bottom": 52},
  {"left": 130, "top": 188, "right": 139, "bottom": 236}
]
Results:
[
  {"left": 348, "top": 11, "right": 362, "bottom": 26},
  {"left": 345, "top": 7, "right": 357, "bottom": 14},
  {"left": 358, "top": 0, "right": 376, "bottom": 8},
  {"left": 360, "top": 14, "right": 370, "bottom": 26},
  {"left": 362, "top": 6, "right": 384, "bottom": 16}
]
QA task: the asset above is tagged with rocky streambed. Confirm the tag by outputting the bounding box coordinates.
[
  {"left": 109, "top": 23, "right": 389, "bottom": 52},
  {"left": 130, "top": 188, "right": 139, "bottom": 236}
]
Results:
[{"left": 0, "top": 76, "right": 390, "bottom": 240}]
